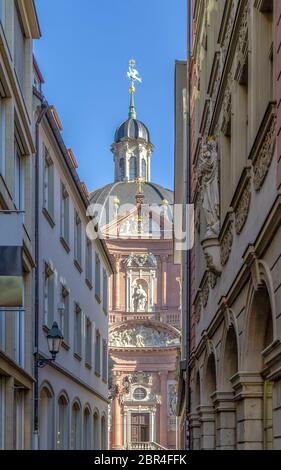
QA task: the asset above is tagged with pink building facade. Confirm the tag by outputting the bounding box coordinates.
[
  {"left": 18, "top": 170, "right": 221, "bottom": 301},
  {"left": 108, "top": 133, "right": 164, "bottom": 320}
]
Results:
[{"left": 90, "top": 93, "right": 181, "bottom": 450}]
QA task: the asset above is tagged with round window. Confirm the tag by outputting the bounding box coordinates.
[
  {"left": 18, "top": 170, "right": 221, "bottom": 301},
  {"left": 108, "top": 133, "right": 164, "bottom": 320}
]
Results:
[{"left": 133, "top": 387, "right": 147, "bottom": 400}]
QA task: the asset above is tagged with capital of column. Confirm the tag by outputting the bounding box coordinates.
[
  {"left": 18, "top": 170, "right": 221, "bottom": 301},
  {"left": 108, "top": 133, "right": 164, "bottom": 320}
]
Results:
[
  {"left": 188, "top": 412, "right": 201, "bottom": 428},
  {"left": 197, "top": 405, "right": 216, "bottom": 421},
  {"left": 211, "top": 391, "right": 236, "bottom": 412},
  {"left": 231, "top": 372, "right": 264, "bottom": 400}
]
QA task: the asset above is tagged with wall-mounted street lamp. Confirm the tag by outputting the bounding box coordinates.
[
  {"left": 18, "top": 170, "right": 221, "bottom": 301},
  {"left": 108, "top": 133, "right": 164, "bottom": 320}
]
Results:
[{"left": 36, "top": 321, "right": 63, "bottom": 368}]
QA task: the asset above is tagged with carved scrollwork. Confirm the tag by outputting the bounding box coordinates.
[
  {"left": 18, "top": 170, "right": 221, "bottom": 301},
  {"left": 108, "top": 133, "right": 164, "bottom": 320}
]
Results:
[
  {"left": 220, "top": 220, "right": 234, "bottom": 266},
  {"left": 235, "top": 181, "right": 251, "bottom": 234},
  {"left": 253, "top": 116, "right": 277, "bottom": 191}
]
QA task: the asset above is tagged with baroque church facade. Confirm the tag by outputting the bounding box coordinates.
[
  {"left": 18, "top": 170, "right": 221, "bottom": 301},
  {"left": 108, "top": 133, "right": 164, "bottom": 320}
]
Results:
[{"left": 90, "top": 79, "right": 181, "bottom": 450}]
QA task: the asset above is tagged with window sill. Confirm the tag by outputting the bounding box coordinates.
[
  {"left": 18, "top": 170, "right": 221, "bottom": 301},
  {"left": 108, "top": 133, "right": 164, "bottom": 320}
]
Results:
[
  {"left": 86, "top": 278, "right": 93, "bottom": 290},
  {"left": 62, "top": 340, "right": 70, "bottom": 351},
  {"left": 73, "top": 352, "right": 82, "bottom": 362},
  {"left": 95, "top": 293, "right": 101, "bottom": 304},
  {"left": 60, "top": 237, "right": 70, "bottom": 254},
  {"left": 74, "top": 259, "right": 83, "bottom": 273},
  {"left": 42, "top": 207, "right": 55, "bottom": 228},
  {"left": 85, "top": 362, "right": 92, "bottom": 370}
]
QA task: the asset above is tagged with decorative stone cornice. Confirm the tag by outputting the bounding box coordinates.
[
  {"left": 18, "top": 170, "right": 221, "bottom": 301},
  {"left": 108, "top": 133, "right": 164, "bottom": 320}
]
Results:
[{"left": 231, "top": 167, "right": 252, "bottom": 234}]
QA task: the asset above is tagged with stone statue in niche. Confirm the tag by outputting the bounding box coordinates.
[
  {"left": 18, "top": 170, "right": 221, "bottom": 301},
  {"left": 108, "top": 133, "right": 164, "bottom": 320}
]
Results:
[
  {"left": 168, "top": 383, "right": 177, "bottom": 416},
  {"left": 132, "top": 283, "right": 148, "bottom": 312},
  {"left": 198, "top": 138, "right": 220, "bottom": 238}
]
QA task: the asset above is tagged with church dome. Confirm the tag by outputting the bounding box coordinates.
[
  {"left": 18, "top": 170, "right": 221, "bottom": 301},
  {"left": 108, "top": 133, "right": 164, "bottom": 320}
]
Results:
[
  {"left": 90, "top": 181, "right": 173, "bottom": 225},
  {"left": 114, "top": 118, "right": 150, "bottom": 143}
]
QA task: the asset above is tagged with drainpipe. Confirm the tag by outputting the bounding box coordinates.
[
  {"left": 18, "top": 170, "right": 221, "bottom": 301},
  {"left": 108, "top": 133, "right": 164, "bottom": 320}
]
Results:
[
  {"left": 33, "top": 100, "right": 48, "bottom": 450},
  {"left": 185, "top": 0, "right": 192, "bottom": 450}
]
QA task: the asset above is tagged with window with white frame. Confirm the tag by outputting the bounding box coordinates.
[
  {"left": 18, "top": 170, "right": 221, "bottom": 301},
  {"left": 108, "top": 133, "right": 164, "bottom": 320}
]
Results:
[
  {"left": 85, "top": 317, "right": 92, "bottom": 366},
  {"left": 95, "top": 330, "right": 101, "bottom": 376},
  {"left": 57, "top": 395, "right": 69, "bottom": 450},
  {"left": 0, "top": 96, "right": 6, "bottom": 177},
  {"left": 60, "top": 183, "right": 69, "bottom": 245},
  {"left": 0, "top": 309, "right": 6, "bottom": 351},
  {"left": 43, "top": 146, "right": 54, "bottom": 220},
  {"left": 85, "top": 237, "right": 92, "bottom": 286},
  {"left": 60, "top": 285, "right": 69, "bottom": 344},
  {"left": 74, "top": 303, "right": 82, "bottom": 357},
  {"left": 102, "top": 339, "right": 108, "bottom": 382},
  {"left": 71, "top": 401, "right": 81, "bottom": 450},
  {"left": 14, "top": 3, "right": 25, "bottom": 91},
  {"left": 14, "top": 139, "right": 25, "bottom": 211},
  {"left": 44, "top": 262, "right": 54, "bottom": 328},
  {"left": 74, "top": 211, "right": 82, "bottom": 267},
  {"left": 102, "top": 269, "right": 108, "bottom": 313},
  {"left": 95, "top": 254, "right": 101, "bottom": 301},
  {"left": 0, "top": 1, "right": 5, "bottom": 26},
  {"left": 0, "top": 377, "right": 5, "bottom": 450},
  {"left": 13, "top": 308, "right": 25, "bottom": 368},
  {"left": 14, "top": 389, "right": 25, "bottom": 450}
]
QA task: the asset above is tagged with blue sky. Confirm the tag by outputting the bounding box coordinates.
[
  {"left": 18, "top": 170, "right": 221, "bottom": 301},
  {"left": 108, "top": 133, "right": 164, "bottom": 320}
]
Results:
[{"left": 34, "top": 0, "right": 187, "bottom": 192}]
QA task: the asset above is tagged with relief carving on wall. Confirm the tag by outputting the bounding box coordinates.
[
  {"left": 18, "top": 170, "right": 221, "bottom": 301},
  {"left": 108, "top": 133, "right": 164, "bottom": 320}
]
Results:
[
  {"left": 234, "top": 180, "right": 251, "bottom": 234},
  {"left": 109, "top": 326, "right": 180, "bottom": 348},
  {"left": 220, "top": 218, "right": 234, "bottom": 266},
  {"left": 125, "top": 253, "right": 157, "bottom": 268},
  {"left": 235, "top": 1, "right": 249, "bottom": 83},
  {"left": 201, "top": 274, "right": 210, "bottom": 308},
  {"left": 253, "top": 116, "right": 277, "bottom": 191},
  {"left": 198, "top": 138, "right": 220, "bottom": 238}
]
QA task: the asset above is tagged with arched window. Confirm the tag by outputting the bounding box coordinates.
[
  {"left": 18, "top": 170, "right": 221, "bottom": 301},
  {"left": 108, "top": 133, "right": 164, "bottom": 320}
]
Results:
[
  {"left": 101, "top": 415, "right": 107, "bottom": 450},
  {"left": 129, "top": 156, "right": 137, "bottom": 180},
  {"left": 83, "top": 407, "right": 91, "bottom": 450},
  {"left": 93, "top": 410, "right": 100, "bottom": 450},
  {"left": 57, "top": 394, "right": 69, "bottom": 450},
  {"left": 119, "top": 158, "right": 125, "bottom": 181},
  {"left": 141, "top": 159, "right": 147, "bottom": 179},
  {"left": 71, "top": 401, "right": 81, "bottom": 449},
  {"left": 39, "top": 385, "right": 54, "bottom": 449}
]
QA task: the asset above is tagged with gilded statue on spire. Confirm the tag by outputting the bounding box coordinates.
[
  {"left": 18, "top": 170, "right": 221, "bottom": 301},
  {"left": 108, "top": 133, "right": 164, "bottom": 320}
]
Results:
[{"left": 127, "top": 59, "right": 142, "bottom": 119}]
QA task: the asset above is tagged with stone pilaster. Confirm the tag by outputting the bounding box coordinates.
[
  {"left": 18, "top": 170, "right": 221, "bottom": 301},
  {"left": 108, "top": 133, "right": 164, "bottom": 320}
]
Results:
[
  {"left": 198, "top": 405, "right": 216, "bottom": 450},
  {"left": 189, "top": 413, "right": 201, "bottom": 450},
  {"left": 212, "top": 391, "right": 236, "bottom": 450},
  {"left": 231, "top": 373, "right": 264, "bottom": 450},
  {"left": 272, "top": 379, "right": 281, "bottom": 449}
]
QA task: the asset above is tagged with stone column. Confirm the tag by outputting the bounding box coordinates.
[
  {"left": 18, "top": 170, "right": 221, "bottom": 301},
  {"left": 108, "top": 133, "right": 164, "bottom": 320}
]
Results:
[
  {"left": 212, "top": 391, "right": 236, "bottom": 450},
  {"left": 231, "top": 373, "right": 264, "bottom": 450},
  {"left": 159, "top": 371, "right": 168, "bottom": 447},
  {"left": 5, "top": 376, "right": 14, "bottom": 449},
  {"left": 114, "top": 257, "right": 121, "bottom": 311},
  {"left": 189, "top": 413, "right": 201, "bottom": 450},
  {"left": 198, "top": 406, "right": 216, "bottom": 450},
  {"left": 161, "top": 256, "right": 168, "bottom": 310}
]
